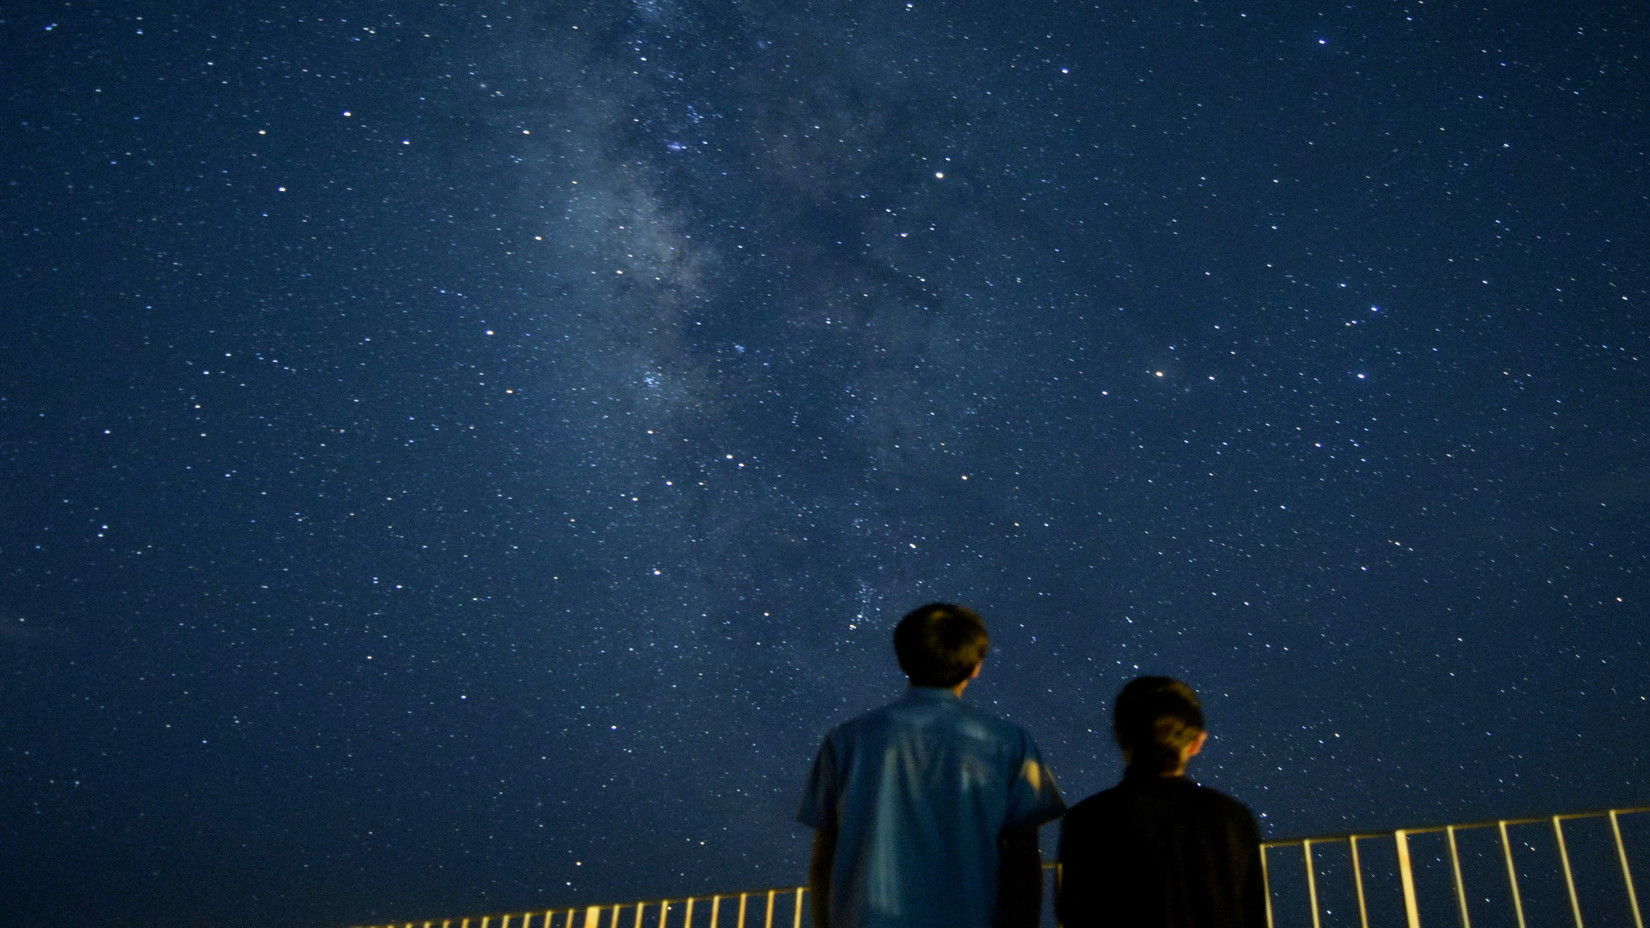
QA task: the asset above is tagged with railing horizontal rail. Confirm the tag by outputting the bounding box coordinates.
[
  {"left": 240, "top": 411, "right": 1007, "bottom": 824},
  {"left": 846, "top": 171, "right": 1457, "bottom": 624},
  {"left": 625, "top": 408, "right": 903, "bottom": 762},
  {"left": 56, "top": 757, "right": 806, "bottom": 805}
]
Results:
[
  {"left": 1259, "top": 805, "right": 1650, "bottom": 848},
  {"left": 349, "top": 806, "right": 1648, "bottom": 928}
]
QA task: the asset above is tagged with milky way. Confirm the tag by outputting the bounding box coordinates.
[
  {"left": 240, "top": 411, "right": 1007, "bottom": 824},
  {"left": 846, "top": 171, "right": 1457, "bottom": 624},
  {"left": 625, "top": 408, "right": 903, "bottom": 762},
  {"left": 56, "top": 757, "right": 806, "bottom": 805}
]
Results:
[{"left": 2, "top": 3, "right": 1646, "bottom": 927}]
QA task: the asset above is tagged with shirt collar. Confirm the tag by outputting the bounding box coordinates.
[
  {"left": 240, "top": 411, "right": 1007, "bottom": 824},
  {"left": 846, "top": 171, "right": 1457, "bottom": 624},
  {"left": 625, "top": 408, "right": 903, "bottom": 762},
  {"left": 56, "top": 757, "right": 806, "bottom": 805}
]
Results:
[
  {"left": 1123, "top": 767, "right": 1195, "bottom": 785},
  {"left": 901, "top": 685, "right": 962, "bottom": 703}
]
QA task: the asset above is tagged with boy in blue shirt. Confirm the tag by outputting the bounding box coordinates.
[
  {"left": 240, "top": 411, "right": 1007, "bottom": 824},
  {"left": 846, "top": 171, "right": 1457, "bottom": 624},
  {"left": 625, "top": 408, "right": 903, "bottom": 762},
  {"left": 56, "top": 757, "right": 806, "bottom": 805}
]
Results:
[{"left": 798, "top": 603, "right": 1065, "bottom": 928}]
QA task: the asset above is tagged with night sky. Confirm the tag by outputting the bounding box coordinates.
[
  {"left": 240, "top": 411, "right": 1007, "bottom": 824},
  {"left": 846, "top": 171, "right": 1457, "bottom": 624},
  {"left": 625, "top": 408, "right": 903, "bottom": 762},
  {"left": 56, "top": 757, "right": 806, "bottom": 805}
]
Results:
[{"left": 3, "top": 2, "right": 1646, "bottom": 926}]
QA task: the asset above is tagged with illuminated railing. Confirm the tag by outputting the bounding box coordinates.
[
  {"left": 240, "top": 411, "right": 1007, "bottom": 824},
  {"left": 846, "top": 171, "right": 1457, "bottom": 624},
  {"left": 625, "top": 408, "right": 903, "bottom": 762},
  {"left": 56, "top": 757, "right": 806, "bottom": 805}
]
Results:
[
  {"left": 1260, "top": 806, "right": 1647, "bottom": 928},
  {"left": 349, "top": 887, "right": 809, "bottom": 928},
  {"left": 350, "top": 806, "right": 1647, "bottom": 928}
]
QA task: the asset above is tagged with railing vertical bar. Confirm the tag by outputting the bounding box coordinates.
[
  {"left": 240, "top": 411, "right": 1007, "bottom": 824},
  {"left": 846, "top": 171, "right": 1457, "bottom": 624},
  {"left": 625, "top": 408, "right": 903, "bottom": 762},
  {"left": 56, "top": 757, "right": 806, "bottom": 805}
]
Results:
[
  {"left": 684, "top": 897, "right": 696, "bottom": 928},
  {"left": 634, "top": 902, "right": 647, "bottom": 928},
  {"left": 1611, "top": 810, "right": 1646, "bottom": 928},
  {"left": 1349, "top": 835, "right": 1370, "bottom": 928},
  {"left": 763, "top": 889, "right": 776, "bottom": 928},
  {"left": 791, "top": 887, "right": 804, "bottom": 928},
  {"left": 1396, "top": 829, "right": 1423, "bottom": 928},
  {"left": 1554, "top": 816, "right": 1584, "bottom": 928},
  {"left": 1447, "top": 824, "right": 1473, "bottom": 928},
  {"left": 737, "top": 893, "right": 749, "bottom": 928},
  {"left": 1260, "top": 844, "right": 1275, "bottom": 928},
  {"left": 710, "top": 895, "right": 722, "bottom": 928},
  {"left": 1303, "top": 839, "right": 1323, "bottom": 928},
  {"left": 1499, "top": 820, "right": 1528, "bottom": 928}
]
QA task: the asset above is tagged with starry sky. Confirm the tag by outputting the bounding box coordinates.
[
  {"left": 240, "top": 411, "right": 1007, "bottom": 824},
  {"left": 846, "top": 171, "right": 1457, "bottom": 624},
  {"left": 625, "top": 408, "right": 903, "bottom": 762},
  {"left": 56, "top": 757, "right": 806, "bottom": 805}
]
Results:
[{"left": 2, "top": 2, "right": 1646, "bottom": 926}]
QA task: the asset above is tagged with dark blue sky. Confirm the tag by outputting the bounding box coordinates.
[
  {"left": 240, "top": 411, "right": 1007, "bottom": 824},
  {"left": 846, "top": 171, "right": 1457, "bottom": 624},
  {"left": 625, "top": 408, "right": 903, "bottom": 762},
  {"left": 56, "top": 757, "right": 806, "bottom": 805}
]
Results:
[{"left": 3, "top": 2, "right": 1646, "bottom": 927}]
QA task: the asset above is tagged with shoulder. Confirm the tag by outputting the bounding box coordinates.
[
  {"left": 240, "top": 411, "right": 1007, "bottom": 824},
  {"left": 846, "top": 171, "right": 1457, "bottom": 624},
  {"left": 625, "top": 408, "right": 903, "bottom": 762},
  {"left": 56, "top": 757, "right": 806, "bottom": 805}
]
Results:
[
  {"left": 823, "top": 696, "right": 925, "bottom": 749},
  {"left": 955, "top": 700, "right": 1040, "bottom": 744},
  {"left": 1189, "top": 781, "right": 1253, "bottom": 812},
  {"left": 1063, "top": 783, "right": 1122, "bottom": 818},
  {"left": 835, "top": 703, "right": 883, "bottom": 730},
  {"left": 1186, "top": 782, "right": 1261, "bottom": 833}
]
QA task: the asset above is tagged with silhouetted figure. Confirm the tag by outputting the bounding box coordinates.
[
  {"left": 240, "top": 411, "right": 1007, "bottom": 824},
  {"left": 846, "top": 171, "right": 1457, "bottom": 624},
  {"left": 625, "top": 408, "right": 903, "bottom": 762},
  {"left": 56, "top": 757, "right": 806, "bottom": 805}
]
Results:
[
  {"left": 797, "top": 603, "right": 1065, "bottom": 928},
  {"left": 1057, "top": 676, "right": 1264, "bottom": 928}
]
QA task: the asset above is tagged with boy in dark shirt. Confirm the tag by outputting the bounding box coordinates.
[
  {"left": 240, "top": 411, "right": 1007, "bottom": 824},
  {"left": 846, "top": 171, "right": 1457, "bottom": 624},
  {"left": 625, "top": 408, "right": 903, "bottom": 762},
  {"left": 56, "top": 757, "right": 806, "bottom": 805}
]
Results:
[{"left": 1057, "top": 676, "right": 1265, "bottom": 928}]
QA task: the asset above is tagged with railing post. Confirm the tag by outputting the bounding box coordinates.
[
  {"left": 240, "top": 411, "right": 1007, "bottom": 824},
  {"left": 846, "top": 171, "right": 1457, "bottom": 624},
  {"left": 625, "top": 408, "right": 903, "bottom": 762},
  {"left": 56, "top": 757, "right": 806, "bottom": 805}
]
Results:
[
  {"left": 1447, "top": 825, "right": 1472, "bottom": 927},
  {"left": 1396, "top": 829, "right": 1423, "bottom": 928},
  {"left": 1497, "top": 820, "right": 1528, "bottom": 928},
  {"left": 1611, "top": 810, "right": 1646, "bottom": 928},
  {"left": 1554, "top": 816, "right": 1585, "bottom": 928},
  {"left": 1260, "top": 844, "right": 1275, "bottom": 928},
  {"left": 1349, "top": 835, "right": 1370, "bottom": 928},
  {"left": 1302, "top": 838, "right": 1322, "bottom": 928}
]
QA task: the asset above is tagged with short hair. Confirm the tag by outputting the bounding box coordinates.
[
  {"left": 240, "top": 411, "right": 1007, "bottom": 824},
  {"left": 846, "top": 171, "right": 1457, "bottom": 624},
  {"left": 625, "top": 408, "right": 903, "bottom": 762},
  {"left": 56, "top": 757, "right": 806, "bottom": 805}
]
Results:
[
  {"left": 893, "top": 603, "right": 989, "bottom": 688},
  {"left": 1113, "top": 676, "right": 1205, "bottom": 774}
]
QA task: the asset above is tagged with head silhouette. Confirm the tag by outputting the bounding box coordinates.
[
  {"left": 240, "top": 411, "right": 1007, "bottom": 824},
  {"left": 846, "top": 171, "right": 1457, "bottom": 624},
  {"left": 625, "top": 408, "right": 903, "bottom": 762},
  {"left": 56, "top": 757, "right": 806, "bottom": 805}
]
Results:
[
  {"left": 1113, "top": 676, "right": 1205, "bottom": 775},
  {"left": 893, "top": 603, "right": 989, "bottom": 688}
]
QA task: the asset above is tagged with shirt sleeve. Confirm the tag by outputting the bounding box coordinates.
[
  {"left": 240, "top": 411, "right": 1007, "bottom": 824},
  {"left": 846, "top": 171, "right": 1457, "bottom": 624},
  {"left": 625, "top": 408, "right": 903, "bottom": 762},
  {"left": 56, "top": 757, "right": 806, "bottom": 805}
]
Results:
[
  {"left": 1003, "top": 730, "right": 1065, "bottom": 830},
  {"left": 796, "top": 735, "right": 839, "bottom": 830}
]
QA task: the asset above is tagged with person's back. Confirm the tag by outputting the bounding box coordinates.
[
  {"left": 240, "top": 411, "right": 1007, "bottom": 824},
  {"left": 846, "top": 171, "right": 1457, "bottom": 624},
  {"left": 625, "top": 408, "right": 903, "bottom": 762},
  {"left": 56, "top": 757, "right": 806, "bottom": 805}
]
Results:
[
  {"left": 1057, "top": 677, "right": 1264, "bottom": 928},
  {"left": 1060, "top": 773, "right": 1261, "bottom": 927},
  {"left": 797, "top": 603, "right": 1065, "bottom": 928}
]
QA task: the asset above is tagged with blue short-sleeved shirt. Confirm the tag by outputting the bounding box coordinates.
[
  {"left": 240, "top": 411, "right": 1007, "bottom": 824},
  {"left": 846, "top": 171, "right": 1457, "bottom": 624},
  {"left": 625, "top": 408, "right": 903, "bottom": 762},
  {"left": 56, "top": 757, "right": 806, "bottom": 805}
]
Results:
[{"left": 797, "top": 687, "right": 1066, "bottom": 928}]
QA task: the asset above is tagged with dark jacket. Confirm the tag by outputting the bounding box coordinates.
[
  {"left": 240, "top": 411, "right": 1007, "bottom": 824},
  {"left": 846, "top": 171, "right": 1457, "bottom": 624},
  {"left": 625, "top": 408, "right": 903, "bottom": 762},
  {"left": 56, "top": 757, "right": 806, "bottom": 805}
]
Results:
[{"left": 1057, "top": 771, "right": 1264, "bottom": 928}]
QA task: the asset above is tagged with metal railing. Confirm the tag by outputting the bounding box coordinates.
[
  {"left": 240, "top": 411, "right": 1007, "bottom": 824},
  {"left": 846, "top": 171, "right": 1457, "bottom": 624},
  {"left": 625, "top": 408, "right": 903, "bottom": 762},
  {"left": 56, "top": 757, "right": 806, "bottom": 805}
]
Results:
[
  {"left": 349, "top": 887, "right": 809, "bottom": 928},
  {"left": 1260, "top": 806, "right": 1647, "bottom": 928},
  {"left": 351, "top": 806, "right": 1647, "bottom": 928}
]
